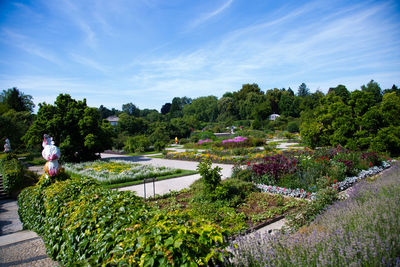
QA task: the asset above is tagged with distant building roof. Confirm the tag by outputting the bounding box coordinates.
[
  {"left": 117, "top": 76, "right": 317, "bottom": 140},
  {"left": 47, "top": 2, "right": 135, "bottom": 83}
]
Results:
[
  {"left": 269, "top": 114, "right": 281, "bottom": 121},
  {"left": 106, "top": 116, "right": 119, "bottom": 125}
]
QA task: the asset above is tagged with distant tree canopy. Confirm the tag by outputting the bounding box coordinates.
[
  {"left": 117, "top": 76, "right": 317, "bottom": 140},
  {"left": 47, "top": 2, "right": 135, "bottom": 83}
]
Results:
[
  {"left": 0, "top": 87, "right": 35, "bottom": 113},
  {"left": 8, "top": 79, "right": 399, "bottom": 157},
  {"left": 300, "top": 80, "right": 400, "bottom": 156},
  {"left": 23, "top": 94, "right": 113, "bottom": 162},
  {"left": 0, "top": 87, "right": 35, "bottom": 149}
]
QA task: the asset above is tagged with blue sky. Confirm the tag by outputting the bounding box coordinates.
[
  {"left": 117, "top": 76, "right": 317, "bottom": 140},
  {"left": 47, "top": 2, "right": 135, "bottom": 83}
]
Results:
[{"left": 0, "top": 0, "right": 399, "bottom": 112}]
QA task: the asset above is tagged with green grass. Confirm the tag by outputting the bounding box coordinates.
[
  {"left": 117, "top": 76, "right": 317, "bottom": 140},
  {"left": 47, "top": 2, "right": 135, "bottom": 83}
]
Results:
[
  {"left": 147, "top": 154, "right": 165, "bottom": 159},
  {"left": 126, "top": 151, "right": 162, "bottom": 156},
  {"left": 103, "top": 169, "right": 198, "bottom": 189}
]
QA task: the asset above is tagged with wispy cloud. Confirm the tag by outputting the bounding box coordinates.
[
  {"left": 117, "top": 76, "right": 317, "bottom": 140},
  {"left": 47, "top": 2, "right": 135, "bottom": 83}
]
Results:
[
  {"left": 129, "top": 1, "right": 400, "bottom": 97},
  {"left": 1, "top": 28, "right": 62, "bottom": 65},
  {"left": 70, "top": 53, "right": 109, "bottom": 74},
  {"left": 187, "top": 0, "right": 234, "bottom": 29}
]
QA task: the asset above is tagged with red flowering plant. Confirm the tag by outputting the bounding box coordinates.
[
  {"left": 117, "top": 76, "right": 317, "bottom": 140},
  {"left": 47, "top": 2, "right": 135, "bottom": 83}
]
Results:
[{"left": 252, "top": 154, "right": 298, "bottom": 183}]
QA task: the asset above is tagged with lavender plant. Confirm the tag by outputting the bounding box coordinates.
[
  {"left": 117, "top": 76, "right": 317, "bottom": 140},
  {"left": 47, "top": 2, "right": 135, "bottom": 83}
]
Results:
[{"left": 226, "top": 163, "right": 400, "bottom": 266}]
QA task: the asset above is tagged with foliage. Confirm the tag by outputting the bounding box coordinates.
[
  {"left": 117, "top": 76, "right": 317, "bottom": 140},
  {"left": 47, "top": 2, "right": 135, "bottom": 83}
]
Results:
[
  {"left": 227, "top": 163, "right": 400, "bottom": 266},
  {"left": 23, "top": 94, "right": 113, "bottom": 162},
  {"left": 124, "top": 135, "right": 151, "bottom": 153},
  {"left": 18, "top": 175, "right": 230, "bottom": 266},
  {"left": 300, "top": 84, "right": 400, "bottom": 156},
  {"left": 0, "top": 87, "right": 35, "bottom": 113},
  {"left": 287, "top": 121, "right": 299, "bottom": 133},
  {"left": 197, "top": 159, "right": 222, "bottom": 193},
  {"left": 0, "top": 153, "right": 37, "bottom": 196}
]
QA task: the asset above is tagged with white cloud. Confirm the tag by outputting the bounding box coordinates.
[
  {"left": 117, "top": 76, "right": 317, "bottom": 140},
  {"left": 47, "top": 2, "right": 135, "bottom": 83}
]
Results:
[
  {"left": 187, "top": 0, "right": 234, "bottom": 29},
  {"left": 1, "top": 28, "right": 62, "bottom": 65}
]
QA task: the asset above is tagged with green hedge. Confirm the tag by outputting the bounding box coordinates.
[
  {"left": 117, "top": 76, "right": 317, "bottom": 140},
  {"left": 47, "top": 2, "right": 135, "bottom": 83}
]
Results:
[
  {"left": 18, "top": 175, "right": 229, "bottom": 266},
  {"left": 0, "top": 153, "right": 37, "bottom": 197}
]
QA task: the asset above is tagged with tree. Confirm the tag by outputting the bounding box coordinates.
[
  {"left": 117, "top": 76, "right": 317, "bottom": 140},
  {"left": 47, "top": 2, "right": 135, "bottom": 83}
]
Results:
[
  {"left": 122, "top": 103, "right": 140, "bottom": 117},
  {"left": 361, "top": 80, "right": 382, "bottom": 103},
  {"left": 279, "top": 91, "right": 300, "bottom": 117},
  {"left": 297, "top": 83, "right": 310, "bottom": 97},
  {"left": 160, "top": 103, "right": 171, "bottom": 115},
  {"left": 0, "top": 87, "right": 35, "bottom": 113},
  {"left": 170, "top": 97, "right": 192, "bottom": 118},
  {"left": 238, "top": 93, "right": 264, "bottom": 120},
  {"left": 183, "top": 96, "right": 218, "bottom": 122},
  {"left": 23, "top": 94, "right": 113, "bottom": 162},
  {"left": 117, "top": 113, "right": 148, "bottom": 136},
  {"left": 328, "top": 85, "right": 350, "bottom": 103},
  {"left": 0, "top": 109, "right": 33, "bottom": 149},
  {"left": 380, "top": 92, "right": 400, "bottom": 127},
  {"left": 265, "top": 88, "right": 282, "bottom": 114},
  {"left": 217, "top": 97, "right": 238, "bottom": 122}
]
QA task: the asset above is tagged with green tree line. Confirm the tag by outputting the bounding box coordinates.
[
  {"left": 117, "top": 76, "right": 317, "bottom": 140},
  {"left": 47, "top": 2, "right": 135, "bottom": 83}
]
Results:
[{"left": 1, "top": 80, "right": 399, "bottom": 161}]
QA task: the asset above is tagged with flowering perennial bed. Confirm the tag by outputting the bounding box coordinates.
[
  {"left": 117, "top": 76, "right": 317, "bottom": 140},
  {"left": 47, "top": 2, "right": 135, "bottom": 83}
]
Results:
[
  {"left": 165, "top": 151, "right": 266, "bottom": 164},
  {"left": 256, "top": 161, "right": 391, "bottom": 200},
  {"left": 64, "top": 160, "right": 181, "bottom": 185},
  {"left": 226, "top": 162, "right": 400, "bottom": 266}
]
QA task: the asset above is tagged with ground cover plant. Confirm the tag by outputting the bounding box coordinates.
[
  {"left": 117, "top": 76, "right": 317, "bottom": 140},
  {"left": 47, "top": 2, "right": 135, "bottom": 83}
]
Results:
[
  {"left": 64, "top": 160, "right": 183, "bottom": 185},
  {"left": 225, "top": 162, "right": 400, "bottom": 266}
]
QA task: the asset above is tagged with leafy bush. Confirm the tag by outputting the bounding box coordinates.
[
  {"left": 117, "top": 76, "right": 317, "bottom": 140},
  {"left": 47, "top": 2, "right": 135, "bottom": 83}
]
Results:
[
  {"left": 197, "top": 159, "right": 222, "bottom": 193},
  {"left": 0, "top": 153, "right": 37, "bottom": 197},
  {"left": 287, "top": 121, "right": 299, "bottom": 133},
  {"left": 124, "top": 135, "right": 151, "bottom": 153},
  {"left": 18, "top": 175, "right": 229, "bottom": 265},
  {"left": 252, "top": 154, "right": 298, "bottom": 182},
  {"left": 153, "top": 141, "right": 167, "bottom": 152}
]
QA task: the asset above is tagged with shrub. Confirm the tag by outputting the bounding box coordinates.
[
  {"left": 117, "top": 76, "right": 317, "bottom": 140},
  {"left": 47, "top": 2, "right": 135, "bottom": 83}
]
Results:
[
  {"left": 124, "top": 135, "right": 151, "bottom": 153},
  {"left": 252, "top": 155, "right": 298, "bottom": 182},
  {"left": 287, "top": 121, "right": 299, "bottom": 133},
  {"left": 197, "top": 159, "right": 222, "bottom": 193},
  {"left": 153, "top": 141, "right": 166, "bottom": 152},
  {"left": 18, "top": 175, "right": 229, "bottom": 265},
  {"left": 0, "top": 153, "right": 37, "bottom": 197}
]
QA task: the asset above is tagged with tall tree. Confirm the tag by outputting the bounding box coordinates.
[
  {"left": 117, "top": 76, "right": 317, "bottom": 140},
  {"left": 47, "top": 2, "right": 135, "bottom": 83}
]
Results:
[
  {"left": 183, "top": 96, "right": 218, "bottom": 122},
  {"left": 161, "top": 103, "right": 171, "bottom": 115},
  {"left": 23, "top": 94, "right": 113, "bottom": 162},
  {"left": 297, "top": 83, "right": 310, "bottom": 97},
  {"left": 328, "top": 84, "right": 350, "bottom": 103},
  {"left": 361, "top": 80, "right": 382, "bottom": 103},
  {"left": 122, "top": 103, "right": 140, "bottom": 117},
  {"left": 0, "top": 87, "right": 35, "bottom": 113}
]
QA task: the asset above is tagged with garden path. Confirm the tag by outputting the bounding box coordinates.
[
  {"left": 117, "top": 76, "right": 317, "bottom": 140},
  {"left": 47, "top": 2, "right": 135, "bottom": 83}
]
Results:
[
  {"left": 100, "top": 153, "right": 233, "bottom": 197},
  {"left": 0, "top": 199, "right": 56, "bottom": 266}
]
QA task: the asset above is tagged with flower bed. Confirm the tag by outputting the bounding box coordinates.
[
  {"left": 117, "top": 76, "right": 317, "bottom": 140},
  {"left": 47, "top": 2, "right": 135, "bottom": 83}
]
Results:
[
  {"left": 165, "top": 151, "right": 266, "bottom": 164},
  {"left": 64, "top": 160, "right": 181, "bottom": 185},
  {"left": 256, "top": 161, "right": 391, "bottom": 200}
]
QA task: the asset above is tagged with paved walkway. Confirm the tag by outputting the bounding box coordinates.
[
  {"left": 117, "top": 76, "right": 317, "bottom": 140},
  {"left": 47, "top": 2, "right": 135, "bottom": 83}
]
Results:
[
  {"left": 0, "top": 199, "right": 56, "bottom": 266},
  {"left": 101, "top": 153, "right": 234, "bottom": 197}
]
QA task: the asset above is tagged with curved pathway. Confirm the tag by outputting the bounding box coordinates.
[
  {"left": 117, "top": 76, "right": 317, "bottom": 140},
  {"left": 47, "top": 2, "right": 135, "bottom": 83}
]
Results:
[{"left": 100, "top": 153, "right": 233, "bottom": 197}]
